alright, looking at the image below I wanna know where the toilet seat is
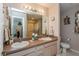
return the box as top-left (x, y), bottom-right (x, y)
top-left (61, 42), bottom-right (70, 49)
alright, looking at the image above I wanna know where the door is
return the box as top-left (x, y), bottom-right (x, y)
top-left (27, 22), bottom-right (34, 38)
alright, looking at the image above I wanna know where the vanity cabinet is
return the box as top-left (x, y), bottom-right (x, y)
top-left (30, 41), bottom-right (57, 56)
top-left (39, 45), bottom-right (57, 56)
top-left (40, 41), bottom-right (57, 56)
top-left (7, 41), bottom-right (57, 56)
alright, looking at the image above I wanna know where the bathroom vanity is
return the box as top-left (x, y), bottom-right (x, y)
top-left (3, 36), bottom-right (58, 56)
top-left (3, 6), bottom-right (58, 56)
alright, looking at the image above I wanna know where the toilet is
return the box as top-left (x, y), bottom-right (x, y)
top-left (60, 38), bottom-right (70, 55)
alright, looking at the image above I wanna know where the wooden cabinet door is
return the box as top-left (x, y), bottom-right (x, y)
top-left (42, 41), bottom-right (57, 56)
top-left (35, 45), bottom-right (45, 56)
top-left (27, 23), bottom-right (34, 38)
top-left (50, 45), bottom-right (57, 56)
top-left (41, 45), bottom-right (57, 56)
top-left (41, 46), bottom-right (51, 56)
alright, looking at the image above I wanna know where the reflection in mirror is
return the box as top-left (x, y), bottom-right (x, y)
top-left (11, 17), bottom-right (23, 38)
top-left (27, 14), bottom-right (42, 38)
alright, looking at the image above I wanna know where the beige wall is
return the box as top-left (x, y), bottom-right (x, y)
top-left (48, 4), bottom-right (60, 37)
top-left (47, 4), bottom-right (60, 54)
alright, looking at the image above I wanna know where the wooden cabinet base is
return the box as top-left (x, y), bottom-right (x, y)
top-left (7, 41), bottom-right (57, 56)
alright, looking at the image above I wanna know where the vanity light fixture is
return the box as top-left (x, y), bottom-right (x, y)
top-left (28, 6), bottom-right (32, 10)
top-left (25, 5), bottom-right (28, 9)
top-left (41, 9), bottom-right (44, 13)
top-left (25, 5), bottom-right (44, 15)
top-left (25, 5), bottom-right (32, 11)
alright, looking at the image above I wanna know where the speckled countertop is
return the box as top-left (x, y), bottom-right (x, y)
top-left (3, 36), bottom-right (58, 56)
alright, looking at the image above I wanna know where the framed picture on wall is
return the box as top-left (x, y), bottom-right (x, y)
top-left (75, 11), bottom-right (79, 33)
top-left (64, 16), bottom-right (70, 25)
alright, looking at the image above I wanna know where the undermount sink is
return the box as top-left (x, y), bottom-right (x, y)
top-left (38, 37), bottom-right (52, 41)
top-left (11, 41), bottom-right (29, 49)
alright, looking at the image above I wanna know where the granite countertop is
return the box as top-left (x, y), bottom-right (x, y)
top-left (3, 36), bottom-right (58, 55)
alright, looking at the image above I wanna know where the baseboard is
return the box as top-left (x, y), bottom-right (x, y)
top-left (71, 49), bottom-right (79, 54)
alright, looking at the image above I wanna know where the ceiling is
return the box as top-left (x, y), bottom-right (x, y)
top-left (39, 3), bottom-right (79, 14)
top-left (38, 3), bottom-right (56, 8)
top-left (60, 3), bottom-right (79, 14)
top-left (8, 3), bottom-right (79, 15)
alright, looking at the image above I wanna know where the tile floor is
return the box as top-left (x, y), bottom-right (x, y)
top-left (58, 49), bottom-right (79, 56)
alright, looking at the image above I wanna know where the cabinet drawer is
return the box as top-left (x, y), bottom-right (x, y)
top-left (36, 45), bottom-right (44, 50)
top-left (8, 47), bottom-right (36, 56)
top-left (44, 41), bottom-right (57, 48)
top-left (26, 52), bottom-right (39, 56)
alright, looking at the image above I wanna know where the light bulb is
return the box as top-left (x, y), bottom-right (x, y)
top-left (25, 6), bottom-right (28, 9)
top-left (28, 6), bottom-right (31, 10)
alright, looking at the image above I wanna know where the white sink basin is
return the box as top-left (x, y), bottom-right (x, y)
top-left (11, 41), bottom-right (29, 49)
top-left (38, 37), bottom-right (52, 41)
